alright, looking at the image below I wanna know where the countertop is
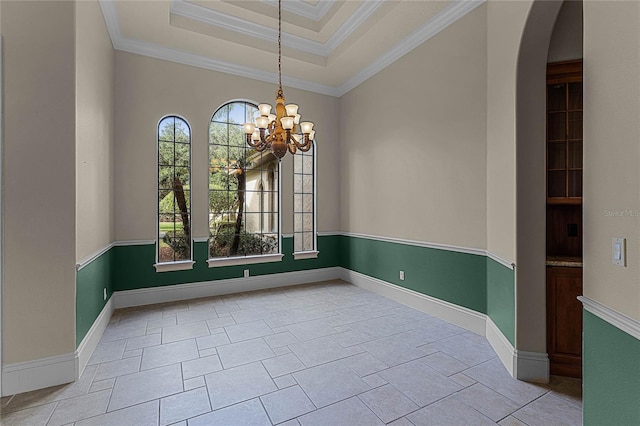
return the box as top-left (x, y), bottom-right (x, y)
top-left (546, 256), bottom-right (583, 268)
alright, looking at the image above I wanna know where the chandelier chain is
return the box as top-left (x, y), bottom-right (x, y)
top-left (278, 0), bottom-right (282, 92)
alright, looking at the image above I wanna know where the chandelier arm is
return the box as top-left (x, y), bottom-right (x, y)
top-left (296, 142), bottom-right (312, 152)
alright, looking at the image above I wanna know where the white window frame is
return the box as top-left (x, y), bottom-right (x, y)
top-left (293, 143), bottom-right (319, 260)
top-left (207, 100), bottom-right (283, 268)
top-left (155, 115), bottom-right (195, 272)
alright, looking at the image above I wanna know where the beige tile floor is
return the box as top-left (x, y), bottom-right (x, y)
top-left (0, 280), bottom-right (583, 425)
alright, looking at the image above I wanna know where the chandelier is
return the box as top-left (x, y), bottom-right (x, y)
top-left (243, 0), bottom-right (315, 159)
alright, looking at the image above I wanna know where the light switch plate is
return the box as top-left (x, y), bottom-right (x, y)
top-left (612, 237), bottom-right (626, 267)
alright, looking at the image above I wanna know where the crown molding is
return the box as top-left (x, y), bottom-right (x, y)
top-left (170, 0), bottom-right (384, 59)
top-left (337, 0), bottom-right (486, 95)
top-left (325, 1), bottom-right (384, 54)
top-left (99, 0), bottom-right (485, 98)
top-left (261, 0), bottom-right (335, 22)
top-left (171, 0), bottom-right (327, 56)
top-left (114, 36), bottom-right (341, 97)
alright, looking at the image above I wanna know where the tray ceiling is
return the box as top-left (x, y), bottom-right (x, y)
top-left (99, 0), bottom-right (484, 96)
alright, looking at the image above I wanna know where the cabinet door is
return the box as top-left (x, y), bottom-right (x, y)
top-left (547, 267), bottom-right (583, 378)
top-left (547, 61), bottom-right (582, 204)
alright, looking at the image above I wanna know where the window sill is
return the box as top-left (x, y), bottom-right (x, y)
top-left (154, 260), bottom-right (195, 272)
top-left (207, 253), bottom-right (284, 268)
top-left (293, 251), bottom-right (319, 260)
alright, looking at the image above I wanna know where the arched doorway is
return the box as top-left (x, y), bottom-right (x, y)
top-left (514, 0), bottom-right (565, 380)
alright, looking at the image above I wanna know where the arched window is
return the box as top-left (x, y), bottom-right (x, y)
top-left (208, 101), bottom-right (280, 263)
top-left (157, 116), bottom-right (192, 265)
top-left (293, 144), bottom-right (317, 258)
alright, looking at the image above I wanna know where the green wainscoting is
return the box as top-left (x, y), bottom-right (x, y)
top-left (76, 248), bottom-right (114, 346)
top-left (77, 234), bottom-right (517, 351)
top-left (583, 310), bottom-right (640, 426)
top-left (339, 235), bottom-right (487, 314)
top-left (486, 258), bottom-right (515, 344)
top-left (112, 236), bottom-right (341, 291)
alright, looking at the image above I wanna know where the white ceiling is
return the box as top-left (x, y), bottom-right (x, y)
top-left (99, 0), bottom-right (485, 96)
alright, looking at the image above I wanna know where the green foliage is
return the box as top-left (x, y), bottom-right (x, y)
top-left (159, 118), bottom-right (190, 202)
top-left (162, 231), bottom-right (190, 260)
top-left (209, 224), bottom-right (277, 258)
top-left (159, 187), bottom-right (190, 219)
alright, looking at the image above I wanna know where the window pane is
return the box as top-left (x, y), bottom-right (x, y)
top-left (294, 194), bottom-right (303, 212)
top-left (174, 121), bottom-right (190, 143)
top-left (209, 101), bottom-right (279, 259)
top-left (228, 103), bottom-right (246, 125)
top-left (303, 155), bottom-right (313, 172)
top-left (175, 167), bottom-right (190, 186)
top-left (158, 142), bottom-right (174, 165)
top-left (175, 143), bottom-right (190, 167)
top-left (210, 122), bottom-right (229, 145)
top-left (158, 166), bottom-right (174, 189)
top-left (303, 175), bottom-right (313, 193)
top-left (294, 233), bottom-right (303, 252)
top-left (303, 194), bottom-right (313, 213)
top-left (212, 104), bottom-right (229, 123)
top-left (158, 116), bottom-right (192, 263)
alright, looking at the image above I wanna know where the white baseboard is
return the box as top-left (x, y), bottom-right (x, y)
top-left (76, 298), bottom-right (114, 377)
top-left (2, 265), bottom-right (541, 396)
top-left (340, 268), bottom-right (486, 336)
top-left (485, 316), bottom-right (516, 375)
top-left (113, 267), bottom-right (342, 309)
top-left (2, 352), bottom-right (76, 396)
top-left (485, 317), bottom-right (549, 383)
top-left (1, 299), bottom-right (114, 396)
top-left (341, 268), bottom-right (548, 382)
top-left (513, 350), bottom-right (549, 383)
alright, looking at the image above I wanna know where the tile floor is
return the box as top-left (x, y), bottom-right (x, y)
top-left (0, 280), bottom-right (583, 425)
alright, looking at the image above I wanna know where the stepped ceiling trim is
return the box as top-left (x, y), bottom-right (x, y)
top-left (99, 0), bottom-right (485, 97)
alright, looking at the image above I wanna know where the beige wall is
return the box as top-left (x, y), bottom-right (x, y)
top-left (1, 1), bottom-right (76, 363)
top-left (547, 0), bottom-right (583, 63)
top-left (339, 4), bottom-right (487, 249)
top-left (486, 0), bottom-right (531, 264)
top-left (114, 52), bottom-right (340, 242)
top-left (76, 0), bottom-right (114, 261)
top-left (583, 1), bottom-right (640, 321)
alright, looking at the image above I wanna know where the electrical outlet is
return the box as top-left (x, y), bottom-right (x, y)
top-left (103, 288), bottom-right (107, 301)
top-left (399, 271), bottom-right (405, 281)
top-left (244, 269), bottom-right (250, 278)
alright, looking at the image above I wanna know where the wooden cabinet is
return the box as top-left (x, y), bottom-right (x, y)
top-left (546, 60), bottom-right (583, 378)
top-left (547, 60), bottom-right (583, 204)
top-left (547, 266), bottom-right (583, 378)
